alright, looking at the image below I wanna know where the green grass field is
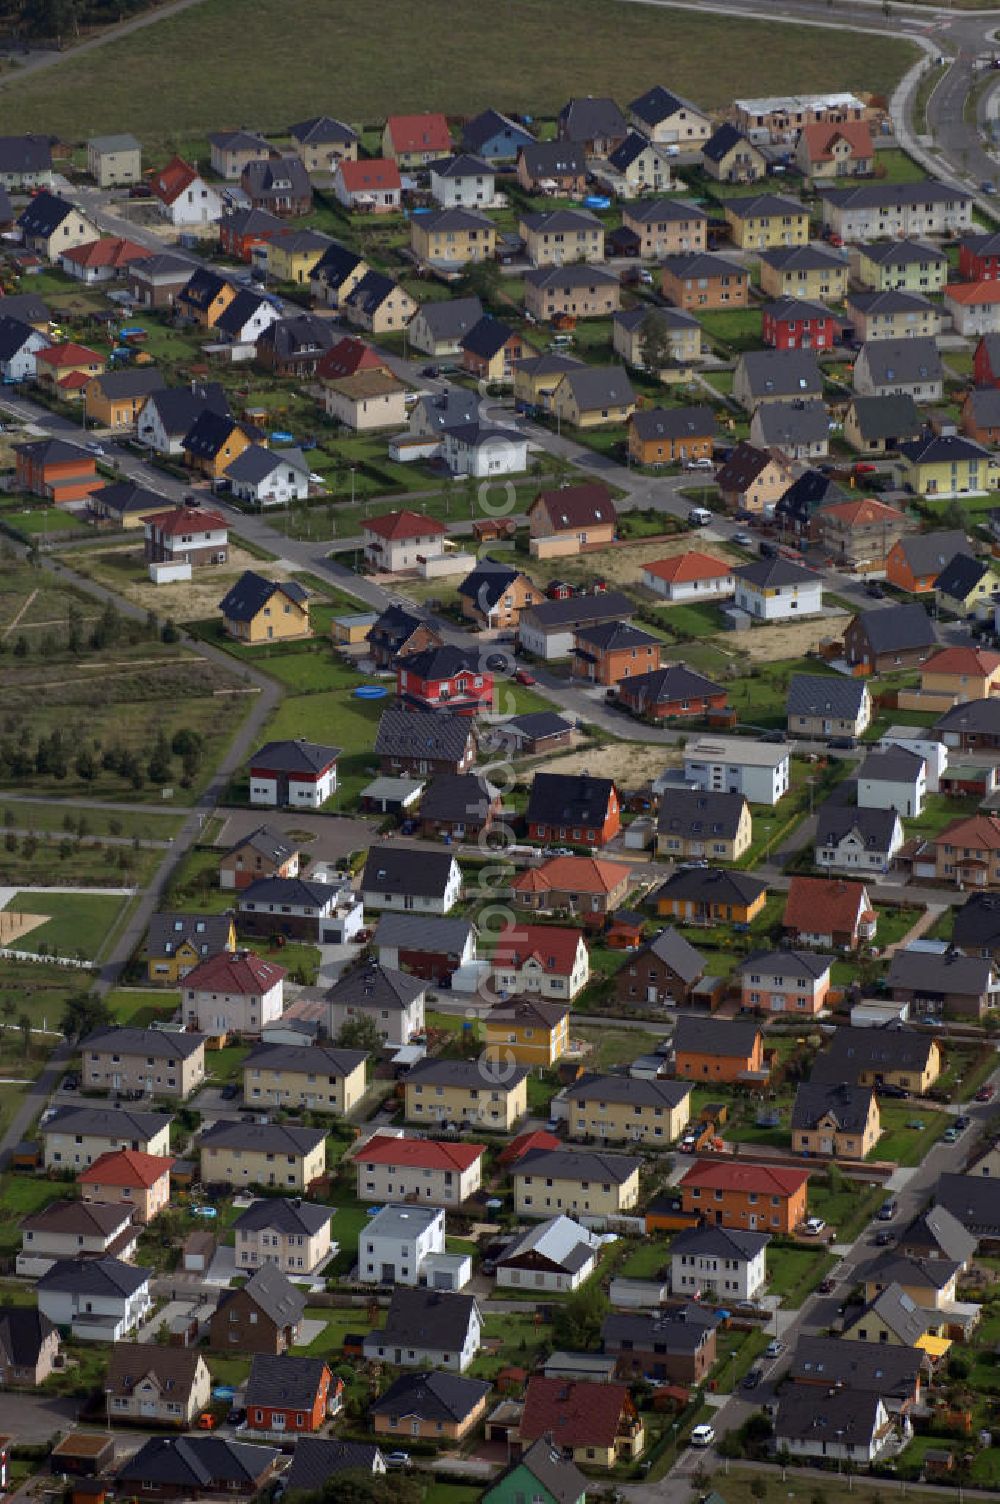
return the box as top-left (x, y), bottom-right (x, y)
top-left (106, 988), bottom-right (181, 1028)
top-left (5, 890), bottom-right (126, 961)
top-left (0, 0), bottom-right (918, 149)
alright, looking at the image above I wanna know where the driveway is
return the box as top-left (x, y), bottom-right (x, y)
top-left (213, 809), bottom-right (379, 865)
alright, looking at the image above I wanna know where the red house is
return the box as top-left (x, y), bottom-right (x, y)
top-left (244, 1355), bottom-right (333, 1436)
top-left (396, 644), bottom-right (493, 715)
top-left (973, 333), bottom-right (1000, 388)
top-left (14, 436), bottom-right (100, 504)
top-left (959, 232), bottom-right (1000, 283)
top-left (317, 336), bottom-right (390, 382)
top-left (219, 207), bottom-right (287, 262)
top-left (525, 772), bottom-right (621, 847)
top-left (761, 297), bottom-right (837, 352)
top-left (616, 665), bottom-right (728, 723)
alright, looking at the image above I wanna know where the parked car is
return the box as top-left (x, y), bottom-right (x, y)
top-left (865, 581), bottom-right (885, 599)
top-left (943, 1126), bottom-right (961, 1143)
top-left (906, 1119), bottom-right (925, 1131)
top-left (876, 1082), bottom-right (907, 1099)
top-left (514, 669), bottom-right (536, 686)
top-left (384, 1453), bottom-right (412, 1471)
top-left (802, 1217), bottom-right (827, 1236)
top-left (227, 1408), bottom-right (246, 1428)
top-left (690, 1425), bottom-right (716, 1448)
top-left (956, 1114), bottom-right (971, 1130)
top-left (687, 506), bottom-right (712, 525)
top-left (878, 1198), bottom-right (897, 1221)
top-left (742, 1367), bottom-right (763, 1390)
top-left (732, 531), bottom-right (753, 547)
top-left (220, 1083), bottom-right (239, 1101)
top-left (818, 1277), bottom-right (836, 1294)
top-left (873, 1229), bottom-right (894, 1246)
top-left (764, 1339), bottom-right (784, 1359)
top-left (976, 1084), bottom-right (996, 1102)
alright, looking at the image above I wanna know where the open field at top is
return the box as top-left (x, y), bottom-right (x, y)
top-left (0, 0), bottom-right (919, 150)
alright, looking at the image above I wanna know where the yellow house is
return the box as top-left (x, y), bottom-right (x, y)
top-left (651, 871), bottom-right (768, 927)
top-left (147, 912), bottom-right (236, 983)
top-left (844, 1288), bottom-right (939, 1347)
top-left (518, 209), bottom-right (605, 268)
top-left (656, 794), bottom-right (752, 863)
top-left (199, 1120), bottom-right (327, 1190)
top-left (724, 193), bottom-right (809, 250)
top-left (513, 1147), bottom-right (641, 1218)
top-left (20, 198), bottom-right (99, 261)
top-left (758, 245), bottom-right (849, 302)
top-left (484, 997), bottom-right (570, 1068)
top-left (791, 1083), bottom-right (881, 1160)
top-left (411, 208), bottom-right (497, 268)
top-left (243, 1043), bottom-right (367, 1114)
top-left (404, 1058), bottom-right (528, 1131)
top-left (219, 572), bottom-right (312, 644)
top-left (513, 352), bottom-right (585, 412)
top-left (551, 367), bottom-right (636, 429)
top-left (562, 1075), bottom-right (691, 1145)
top-left (936, 553), bottom-right (999, 619)
top-left (84, 369), bottom-right (163, 430)
top-left (266, 231), bottom-right (332, 287)
top-left (896, 434), bottom-right (998, 500)
top-left (921, 647), bottom-right (1000, 705)
top-left (863, 1262), bottom-right (959, 1311)
top-left (823, 1029), bottom-right (941, 1096)
top-left (331, 610), bottom-right (379, 645)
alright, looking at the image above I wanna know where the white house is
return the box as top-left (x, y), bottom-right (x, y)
top-left (363, 1288), bottom-right (482, 1372)
top-left (495, 1215), bottom-right (601, 1293)
top-left (216, 294), bottom-right (279, 347)
top-left (362, 509), bottom-right (447, 573)
top-left (326, 960), bottom-right (426, 1049)
top-left (36, 1257), bottom-right (152, 1343)
top-left (775, 1390), bottom-right (897, 1467)
top-left (878, 729), bottom-right (948, 793)
top-left (670, 1224), bottom-right (769, 1301)
top-left (151, 159), bottom-right (223, 226)
top-left (181, 949), bottom-right (285, 1036)
top-left (428, 154), bottom-right (499, 208)
top-left (491, 926), bottom-right (590, 1001)
top-left (248, 739), bottom-right (339, 808)
top-left (238, 876), bottom-right (365, 945)
top-left (815, 805), bottom-right (905, 875)
top-left (0, 318), bottom-right (49, 383)
top-left (226, 445), bottom-right (311, 507)
top-left (641, 551), bottom-right (735, 603)
top-left (857, 745), bottom-right (926, 817)
top-left (684, 736), bottom-right (791, 806)
top-left (359, 1204), bottom-right (446, 1286)
top-left (441, 423), bottom-right (527, 478)
top-left (733, 556), bottom-right (824, 620)
top-left (360, 848), bottom-right (463, 916)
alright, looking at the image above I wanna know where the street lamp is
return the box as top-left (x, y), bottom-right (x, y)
top-left (350, 465), bottom-right (356, 506)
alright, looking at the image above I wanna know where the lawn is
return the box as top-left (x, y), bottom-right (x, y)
top-left (0, 802), bottom-right (184, 841)
top-left (470, 1312), bottom-right (552, 1381)
top-left (0, 958), bottom-right (81, 1033)
top-left (695, 308), bottom-right (764, 353)
top-left (872, 903), bottom-right (924, 950)
top-left (260, 673), bottom-right (389, 810)
top-left (766, 1243), bottom-right (836, 1308)
top-left (204, 1044), bottom-right (250, 1084)
top-left (326, 1201), bottom-right (374, 1277)
top-left (808, 1180), bottom-right (884, 1242)
top-left (875, 1101), bottom-right (951, 1165)
top-left (574, 1026), bottom-right (663, 1072)
top-left (105, 988), bottom-right (181, 1028)
top-left (5, 890), bottom-right (127, 962)
top-left (617, 1238), bottom-right (672, 1279)
top-left (0, 0), bottom-right (918, 149)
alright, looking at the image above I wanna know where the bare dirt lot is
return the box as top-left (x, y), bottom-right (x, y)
top-left (525, 535), bottom-right (742, 591)
top-left (530, 742), bottom-right (681, 786)
top-left (740, 614), bottom-right (847, 664)
top-left (0, 910), bottom-right (46, 945)
top-left (71, 544), bottom-right (306, 622)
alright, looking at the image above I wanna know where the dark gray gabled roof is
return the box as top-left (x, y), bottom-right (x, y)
top-left (377, 1287), bottom-right (480, 1351)
top-left (631, 405), bottom-right (716, 442)
top-left (249, 738), bottom-right (339, 775)
top-left (848, 288), bottom-right (934, 318)
top-left (526, 772), bottom-right (616, 828)
top-left (603, 1304), bottom-right (720, 1355)
top-left (859, 336), bottom-right (943, 386)
top-left (374, 706), bottom-right (475, 763)
top-left (325, 959), bottom-right (425, 1013)
top-left (244, 1354), bottom-right (328, 1409)
top-left (787, 672), bottom-right (868, 720)
top-left (420, 773), bottom-right (497, 824)
top-left (239, 875), bottom-right (341, 910)
top-left (147, 910), bottom-right (233, 959)
top-left (656, 788), bottom-right (747, 842)
top-left (515, 1147), bottom-right (641, 1184)
top-left (233, 1198), bottom-right (332, 1239)
top-left (810, 1024), bottom-right (937, 1085)
top-left (738, 348), bottom-right (822, 400)
top-left (815, 803), bottom-right (901, 854)
top-left (242, 1043), bottom-right (367, 1078)
top-left (0, 314), bottom-right (43, 361)
top-left (116, 1436), bottom-right (279, 1490)
top-left (284, 1439), bottom-right (383, 1493)
top-left (901, 1201), bottom-right (978, 1261)
top-left (888, 946), bottom-right (993, 998)
top-left (518, 141), bottom-right (587, 179)
top-left (673, 1015), bottom-right (761, 1059)
top-left (200, 1120), bottom-right (326, 1156)
top-left (289, 115), bottom-right (358, 147)
top-left (525, 264), bottom-right (620, 292)
top-left (895, 529), bottom-right (972, 582)
top-left (936, 697), bottom-right (1000, 735)
top-left (371, 1370), bottom-right (491, 1424)
top-left (413, 295), bottom-right (484, 341)
top-left (669, 1224), bottom-right (770, 1261)
top-left (847, 393), bottom-right (922, 441)
top-left (405, 1057), bottom-right (527, 1092)
top-left (858, 745), bottom-right (925, 784)
top-left (0, 1307), bottom-right (56, 1371)
top-left (41, 1104), bottom-right (171, 1140)
top-left (225, 443), bottom-right (308, 484)
top-left (953, 891), bottom-right (1000, 950)
top-left (223, 821), bottom-right (299, 865)
top-left (219, 1262), bottom-right (306, 1327)
top-left (853, 1283), bottom-right (931, 1345)
top-left (461, 108), bottom-right (535, 155)
top-left (935, 551), bottom-right (993, 603)
top-left (563, 1072), bottom-right (691, 1111)
top-left (374, 913), bottom-right (474, 955)
top-left (630, 84), bottom-right (704, 128)
top-left (18, 189), bottom-right (78, 236)
top-left (638, 927), bottom-right (706, 984)
top-left (558, 95), bottom-right (628, 144)
top-left (703, 122), bottom-right (759, 164)
top-left (858, 236), bottom-right (949, 265)
top-left (788, 1333), bottom-right (924, 1396)
top-left (0, 134), bottom-right (52, 175)
top-left (361, 846), bottom-right (458, 900)
top-left (650, 866), bottom-right (767, 909)
top-left (556, 365), bottom-right (635, 411)
top-left (37, 1256), bottom-right (151, 1299)
top-left (663, 250), bottom-right (744, 283)
top-left (520, 590), bottom-right (633, 631)
top-left (738, 948), bottom-right (834, 981)
top-left (81, 1026), bottom-right (203, 1061)
top-left (775, 1387), bottom-right (887, 1448)
top-left (143, 381), bottom-right (229, 436)
top-left (735, 556), bottom-right (819, 589)
top-left (852, 602), bottom-right (936, 655)
top-left (619, 664), bottom-right (725, 712)
top-left (501, 711), bottom-right (574, 744)
top-left (753, 400), bottom-right (829, 449)
top-left (790, 1081), bottom-right (875, 1133)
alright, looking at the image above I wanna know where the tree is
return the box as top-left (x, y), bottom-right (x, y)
top-left (17, 1013), bottom-right (31, 1055)
top-left (334, 1015), bottom-right (383, 1054)
top-left (639, 311), bottom-right (673, 375)
top-left (284, 1467), bottom-right (423, 1504)
top-left (750, 1479), bottom-right (768, 1502)
top-left (553, 1281), bottom-right (609, 1353)
top-left (60, 990), bottom-right (112, 1044)
top-left (74, 748), bottom-right (97, 783)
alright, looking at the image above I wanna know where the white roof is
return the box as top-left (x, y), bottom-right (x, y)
top-left (684, 736), bottom-right (789, 768)
top-left (364, 1203), bottom-right (441, 1238)
top-left (735, 91), bottom-right (864, 114)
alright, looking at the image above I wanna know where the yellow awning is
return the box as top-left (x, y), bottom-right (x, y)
top-left (916, 1334), bottom-right (951, 1358)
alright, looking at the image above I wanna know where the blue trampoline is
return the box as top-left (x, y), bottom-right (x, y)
top-left (354, 684), bottom-right (389, 699)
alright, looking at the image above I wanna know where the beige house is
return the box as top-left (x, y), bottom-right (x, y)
top-left (562, 1075), bottom-right (692, 1145)
top-left (551, 367), bottom-right (636, 429)
top-left (355, 1133), bottom-right (486, 1206)
top-left (404, 1058), bottom-right (528, 1132)
top-left (524, 265), bottom-right (621, 323)
top-left (622, 198), bottom-right (707, 258)
top-left (513, 1146), bottom-right (641, 1218)
top-left (81, 1027), bottom-right (205, 1100)
top-left (519, 209), bottom-right (605, 267)
top-left (41, 1106), bottom-right (172, 1171)
top-left (242, 1043), bottom-right (368, 1114)
top-left (846, 291), bottom-right (940, 344)
top-left (18, 1200), bottom-right (138, 1276)
top-left (199, 1120), bottom-right (327, 1191)
top-left (87, 133), bottom-right (141, 187)
top-left (78, 1148), bottom-right (174, 1225)
top-left (629, 87), bottom-right (712, 145)
top-left (655, 790), bottom-right (751, 863)
top-left (233, 1197), bottom-right (334, 1274)
top-left (107, 1346), bottom-right (211, 1427)
top-left (791, 1083), bottom-right (881, 1159)
top-left (613, 306), bottom-right (702, 369)
top-left (411, 208), bottom-right (497, 268)
top-left (758, 245), bottom-right (849, 302)
top-left (344, 275), bottom-right (417, 336)
top-left (323, 371), bottom-right (407, 431)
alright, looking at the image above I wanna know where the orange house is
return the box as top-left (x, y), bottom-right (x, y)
top-left (35, 341), bottom-right (105, 398)
top-left (672, 1016), bottom-right (764, 1083)
top-left (885, 531), bottom-right (971, 595)
top-left (14, 436), bottom-right (100, 504)
top-left (246, 1359), bottom-right (332, 1435)
top-left (571, 622), bottom-right (663, 686)
top-left (78, 1148), bottom-right (174, 1224)
top-left (679, 1160), bottom-right (810, 1234)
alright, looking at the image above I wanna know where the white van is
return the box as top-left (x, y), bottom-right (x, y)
top-left (687, 506), bottom-right (712, 526)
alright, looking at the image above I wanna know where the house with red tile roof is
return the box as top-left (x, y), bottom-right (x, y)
top-left (491, 923), bottom-right (590, 1000)
top-left (511, 853), bottom-right (632, 922)
top-left (678, 1159), bottom-right (810, 1234)
top-left (59, 237), bottom-right (150, 284)
top-left (143, 505), bottom-right (228, 568)
top-left (150, 155), bottom-right (223, 226)
top-left (641, 550), bottom-right (735, 602)
top-left (181, 950), bottom-right (286, 1036)
top-left (78, 1149), bottom-right (174, 1223)
top-left (316, 336), bottom-right (391, 383)
top-left (814, 495), bottom-right (908, 570)
top-left (517, 1376), bottom-right (645, 1468)
top-left (921, 645), bottom-right (1000, 703)
top-left (794, 120), bottom-right (874, 182)
top-left (945, 280), bottom-right (1000, 337)
top-left (362, 510), bottom-right (447, 573)
top-left (497, 1129), bottom-right (562, 1167)
top-left (930, 811), bottom-right (1000, 887)
top-left (783, 875), bottom-right (876, 951)
top-left (382, 113), bottom-right (452, 168)
top-left (333, 158), bottom-right (402, 213)
top-left (354, 1134), bottom-right (486, 1206)
top-left (34, 341), bottom-right (105, 398)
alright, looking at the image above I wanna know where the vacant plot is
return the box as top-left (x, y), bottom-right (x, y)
top-left (0, 0), bottom-right (918, 148)
top-left (525, 535), bottom-right (740, 592)
top-left (740, 615), bottom-right (847, 663)
top-left (106, 989), bottom-right (181, 1028)
top-left (531, 742), bottom-right (679, 785)
top-left (3, 890), bottom-right (127, 962)
top-left (71, 543), bottom-right (311, 624)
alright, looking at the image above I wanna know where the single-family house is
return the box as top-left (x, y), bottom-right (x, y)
top-left (411, 207), bottom-right (497, 269)
top-left (516, 141), bottom-right (588, 195)
top-left (150, 156), bottom-right (223, 225)
top-left (511, 853), bottom-right (631, 920)
top-left (512, 1147), bottom-right (641, 1219)
top-left (672, 1015), bottom-right (764, 1083)
top-left (787, 673), bottom-right (871, 741)
top-left (702, 123), bottom-right (767, 183)
top-left (783, 875), bottom-right (875, 950)
top-left (360, 847), bottom-right (462, 914)
top-left (661, 251), bottom-right (748, 310)
top-left (242, 1043), bottom-right (367, 1115)
top-left (363, 1287), bottom-right (482, 1373)
top-left (656, 788), bottom-right (751, 863)
top-left (815, 804), bottom-right (905, 875)
top-left (738, 949), bottom-right (833, 1015)
top-left (758, 243), bottom-right (849, 301)
top-left (733, 556), bottom-right (824, 620)
top-left (495, 1216), bottom-right (601, 1293)
top-left (679, 1160), bottom-right (810, 1234)
top-left (375, 706), bottom-right (477, 776)
top-left (897, 434), bottom-right (995, 499)
top-left (562, 1073), bottom-right (692, 1145)
top-left (526, 772), bottom-right (620, 847)
top-left (603, 1307), bottom-right (719, 1387)
top-left (886, 529), bottom-right (971, 594)
top-left (629, 406), bottom-right (715, 466)
top-left (857, 744), bottom-right (927, 816)
top-left (41, 1105), bottom-right (171, 1171)
top-left (683, 735), bottom-right (791, 805)
top-left (492, 923), bottom-right (590, 1002)
top-left (791, 1082), bottom-right (880, 1158)
top-left (80, 1025), bottom-right (204, 1099)
top-left (733, 348), bottom-right (822, 413)
top-left (844, 601), bottom-right (937, 672)
top-left (648, 866), bottom-right (768, 926)
top-left (181, 949), bottom-right (285, 1036)
top-left (17, 191), bottom-right (98, 259)
top-left (671, 1224), bottom-right (769, 1301)
top-left (107, 1346), bottom-right (211, 1428)
top-left (629, 84), bottom-right (712, 144)
top-left (517, 1377), bottom-right (643, 1470)
top-left (289, 115), bottom-right (358, 172)
top-left (36, 1258), bottom-right (151, 1343)
top-left (79, 1148), bottom-right (174, 1225)
top-left (614, 927), bottom-right (706, 1009)
top-left (796, 120), bottom-right (875, 181)
top-left (461, 108), bottom-right (535, 161)
top-left (114, 1436), bottom-right (280, 1499)
top-left (362, 509), bottom-right (447, 573)
top-left (371, 1370), bottom-right (490, 1442)
top-left (356, 1135), bottom-right (485, 1208)
top-left (815, 494), bottom-right (911, 568)
top-left (723, 193), bottom-right (810, 250)
top-left (210, 1264), bottom-right (306, 1355)
top-left (404, 1058), bottom-right (528, 1132)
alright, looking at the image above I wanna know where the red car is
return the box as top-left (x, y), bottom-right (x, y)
top-left (976, 1083), bottom-right (996, 1102)
top-left (515, 669), bottom-right (536, 686)
top-left (854, 461), bottom-right (878, 476)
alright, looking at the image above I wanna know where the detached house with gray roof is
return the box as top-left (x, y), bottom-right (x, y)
top-left (551, 365), bottom-right (636, 429)
top-left (791, 1081), bottom-right (880, 1158)
top-left (815, 803), bottom-right (904, 875)
top-left (670, 1224), bottom-right (769, 1301)
top-left (750, 399), bottom-right (829, 460)
top-left (525, 264), bottom-right (622, 323)
top-left (408, 296), bottom-right (484, 357)
top-left (844, 602), bottom-right (937, 672)
top-left (854, 337), bottom-right (943, 401)
top-left (496, 1215), bottom-right (601, 1293)
top-left (821, 182), bottom-right (972, 242)
top-left (733, 349), bottom-right (823, 413)
top-left (629, 85), bottom-right (712, 144)
top-left (516, 141), bottom-right (588, 195)
top-left (787, 673), bottom-right (872, 741)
